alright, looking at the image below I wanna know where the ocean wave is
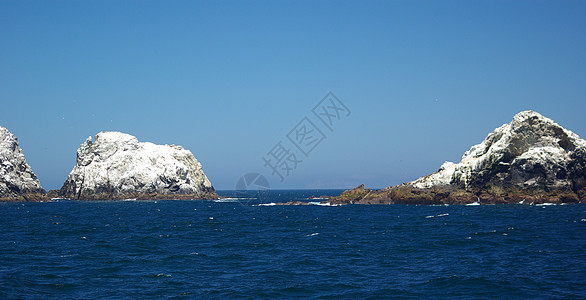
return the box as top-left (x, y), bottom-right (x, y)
top-left (535, 203), bottom-right (556, 206)
top-left (213, 197), bottom-right (257, 203)
top-left (307, 202), bottom-right (341, 206)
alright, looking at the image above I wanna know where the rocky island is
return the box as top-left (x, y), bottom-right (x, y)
top-left (57, 131), bottom-right (218, 200)
top-left (0, 126), bottom-right (46, 201)
top-left (328, 110), bottom-right (586, 205)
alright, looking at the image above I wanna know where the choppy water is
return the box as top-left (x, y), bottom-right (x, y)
top-left (1, 190), bottom-right (585, 299)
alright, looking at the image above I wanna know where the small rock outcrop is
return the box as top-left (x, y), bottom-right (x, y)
top-left (0, 126), bottom-right (46, 201)
top-left (59, 131), bottom-right (218, 200)
top-left (330, 111), bottom-right (586, 205)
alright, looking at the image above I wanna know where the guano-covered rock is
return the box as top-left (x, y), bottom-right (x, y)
top-left (59, 131), bottom-right (218, 200)
top-left (0, 126), bottom-right (46, 201)
top-left (330, 111), bottom-right (586, 205)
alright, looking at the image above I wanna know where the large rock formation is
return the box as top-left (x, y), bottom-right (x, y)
top-left (0, 126), bottom-right (46, 201)
top-left (330, 111), bottom-right (586, 205)
top-left (58, 131), bottom-right (218, 200)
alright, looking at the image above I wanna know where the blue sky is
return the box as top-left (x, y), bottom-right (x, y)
top-left (1, 0), bottom-right (585, 190)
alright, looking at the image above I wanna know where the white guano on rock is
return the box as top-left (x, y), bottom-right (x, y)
top-left (0, 126), bottom-right (45, 200)
top-left (410, 110), bottom-right (586, 191)
top-left (60, 131), bottom-right (216, 199)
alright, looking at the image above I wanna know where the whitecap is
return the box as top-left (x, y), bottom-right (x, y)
top-left (60, 254), bottom-right (78, 258)
top-left (214, 197), bottom-right (258, 203)
top-left (213, 198), bottom-right (239, 203)
top-left (308, 202), bottom-right (341, 206)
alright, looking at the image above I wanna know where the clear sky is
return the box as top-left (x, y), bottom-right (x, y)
top-left (1, 0), bottom-right (585, 191)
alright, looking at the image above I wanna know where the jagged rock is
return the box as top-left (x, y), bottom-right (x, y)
top-left (59, 131), bottom-right (218, 200)
top-left (411, 110), bottom-right (586, 193)
top-left (0, 126), bottom-right (46, 201)
top-left (330, 111), bottom-right (586, 205)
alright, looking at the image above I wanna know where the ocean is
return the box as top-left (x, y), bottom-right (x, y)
top-left (1, 189), bottom-right (585, 299)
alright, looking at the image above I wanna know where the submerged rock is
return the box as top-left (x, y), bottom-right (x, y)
top-left (0, 126), bottom-right (46, 201)
top-left (330, 111), bottom-right (586, 205)
top-left (59, 131), bottom-right (218, 200)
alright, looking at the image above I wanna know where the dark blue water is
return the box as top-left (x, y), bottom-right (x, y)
top-left (1, 190), bottom-right (585, 299)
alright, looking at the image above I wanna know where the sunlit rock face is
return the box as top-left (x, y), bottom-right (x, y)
top-left (59, 131), bottom-right (217, 200)
top-left (411, 110), bottom-right (586, 193)
top-left (0, 126), bottom-right (45, 201)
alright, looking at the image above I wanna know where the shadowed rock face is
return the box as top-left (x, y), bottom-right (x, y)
top-left (0, 126), bottom-right (46, 201)
top-left (330, 111), bottom-right (586, 205)
top-left (59, 132), bottom-right (218, 200)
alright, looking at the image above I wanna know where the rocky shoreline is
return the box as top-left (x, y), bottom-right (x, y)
top-left (0, 192), bottom-right (49, 203)
top-left (325, 184), bottom-right (583, 205)
top-left (45, 190), bottom-right (220, 201)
